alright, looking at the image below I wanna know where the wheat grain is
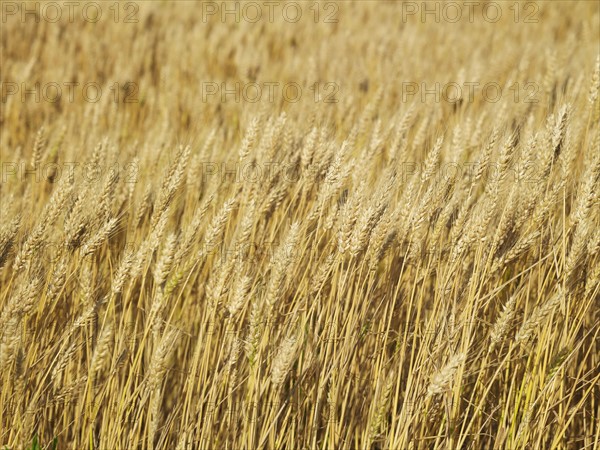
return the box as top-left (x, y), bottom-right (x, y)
top-left (271, 335), bottom-right (297, 389)
top-left (427, 353), bottom-right (466, 398)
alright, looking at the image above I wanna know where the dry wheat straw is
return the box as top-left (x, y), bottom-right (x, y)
top-left (2, 7), bottom-right (599, 449)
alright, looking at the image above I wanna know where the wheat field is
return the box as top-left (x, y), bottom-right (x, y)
top-left (1, 1), bottom-right (599, 449)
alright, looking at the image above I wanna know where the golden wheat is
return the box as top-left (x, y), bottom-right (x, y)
top-left (1, 2), bottom-right (599, 449)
